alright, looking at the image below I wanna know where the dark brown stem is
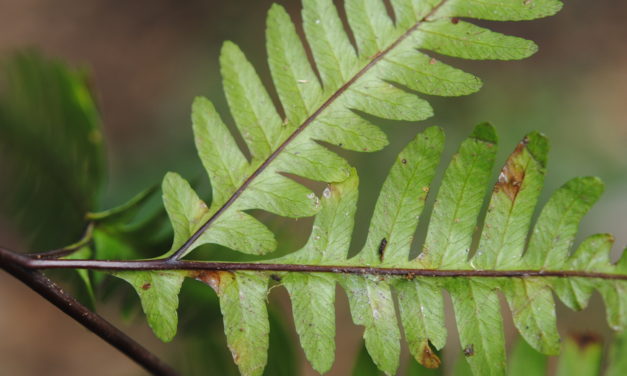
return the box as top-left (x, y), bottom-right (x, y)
top-left (6, 249), bottom-right (627, 280)
top-left (0, 247), bottom-right (179, 376)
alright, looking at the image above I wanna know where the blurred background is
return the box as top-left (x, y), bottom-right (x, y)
top-left (0, 0), bottom-right (626, 375)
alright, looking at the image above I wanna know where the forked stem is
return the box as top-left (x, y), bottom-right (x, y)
top-left (0, 247), bottom-right (179, 376)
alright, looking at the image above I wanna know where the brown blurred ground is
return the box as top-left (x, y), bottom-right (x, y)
top-left (1, 0), bottom-right (626, 375)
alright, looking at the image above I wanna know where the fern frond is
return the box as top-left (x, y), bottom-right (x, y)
top-left (117, 123), bottom-right (625, 376)
top-left (105, 1), bottom-right (627, 374)
top-left (161, 0), bottom-right (562, 261)
top-left (118, 0), bottom-right (564, 343)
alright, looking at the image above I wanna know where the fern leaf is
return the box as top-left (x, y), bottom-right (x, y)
top-left (159, 0), bottom-right (563, 261)
top-left (103, 0), bottom-right (627, 374)
top-left (120, 123), bottom-right (626, 376)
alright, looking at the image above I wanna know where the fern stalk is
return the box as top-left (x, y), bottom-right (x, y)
top-left (8, 1), bottom-right (626, 376)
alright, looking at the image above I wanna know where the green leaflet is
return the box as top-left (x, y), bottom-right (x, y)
top-left (160, 0), bottom-right (562, 260)
top-left (342, 275), bottom-right (400, 375)
top-left (439, 0), bottom-right (563, 21)
top-left (525, 177), bottom-right (604, 269)
top-left (114, 270), bottom-right (186, 342)
top-left (449, 279), bottom-right (506, 376)
top-left (205, 271), bottom-right (270, 376)
top-left (503, 278), bottom-right (560, 355)
top-left (278, 169), bottom-right (359, 373)
top-left (359, 126), bottom-right (445, 266)
top-left (282, 273), bottom-right (336, 373)
top-left (473, 132), bottom-right (548, 270)
top-left (420, 122), bottom-right (497, 269)
top-left (396, 278), bottom-right (446, 369)
top-left (189, 270), bottom-right (271, 376)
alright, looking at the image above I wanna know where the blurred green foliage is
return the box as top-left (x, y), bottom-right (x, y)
top-left (0, 52), bottom-right (106, 250)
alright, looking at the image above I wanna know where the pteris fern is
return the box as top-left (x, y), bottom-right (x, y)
top-left (112, 0), bottom-right (627, 374)
top-left (17, 0), bottom-right (627, 375)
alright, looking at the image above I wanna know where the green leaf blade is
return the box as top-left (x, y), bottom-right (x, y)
top-left (342, 276), bottom-right (401, 376)
top-left (302, 0), bottom-right (359, 88)
top-left (114, 271), bottom-right (186, 342)
top-left (473, 132), bottom-right (548, 270)
top-left (420, 123), bottom-right (497, 269)
top-left (266, 4), bottom-right (323, 125)
top-left (504, 278), bottom-right (560, 355)
top-left (207, 271), bottom-right (270, 376)
top-left (220, 41), bottom-right (283, 160)
top-left (440, 0), bottom-right (563, 21)
top-left (448, 279), bottom-right (506, 376)
top-left (525, 177), bottom-right (604, 269)
top-left (397, 278), bottom-right (446, 369)
top-left (381, 49), bottom-right (483, 97)
top-left (192, 97), bottom-right (249, 208)
top-left (283, 273), bottom-right (336, 373)
top-left (419, 20), bottom-right (538, 61)
top-left (360, 126), bottom-right (445, 265)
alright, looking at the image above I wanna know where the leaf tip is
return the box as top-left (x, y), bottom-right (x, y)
top-left (470, 122), bottom-right (497, 144)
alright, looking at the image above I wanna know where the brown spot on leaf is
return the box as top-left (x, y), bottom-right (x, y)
top-left (429, 58), bottom-right (437, 65)
top-left (464, 344), bottom-right (475, 357)
top-left (141, 283), bottom-right (151, 290)
top-left (494, 140), bottom-right (527, 201)
top-left (419, 341), bottom-right (441, 368)
top-left (378, 238), bottom-right (388, 261)
top-left (192, 270), bottom-right (232, 292)
top-left (571, 332), bottom-right (602, 349)
top-left (270, 274), bottom-right (282, 282)
top-left (451, 17), bottom-right (460, 24)
top-left (401, 158), bottom-right (407, 164)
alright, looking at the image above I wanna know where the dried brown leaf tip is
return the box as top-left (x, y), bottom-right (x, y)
top-left (419, 340), bottom-right (441, 368)
top-left (495, 137), bottom-right (528, 201)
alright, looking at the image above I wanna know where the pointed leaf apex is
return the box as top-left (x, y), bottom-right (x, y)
top-left (192, 95), bottom-right (213, 111)
top-left (268, 2), bottom-right (286, 14)
top-left (220, 41), bottom-right (242, 62)
top-left (470, 122), bottom-right (497, 144)
top-left (525, 40), bottom-right (540, 58)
